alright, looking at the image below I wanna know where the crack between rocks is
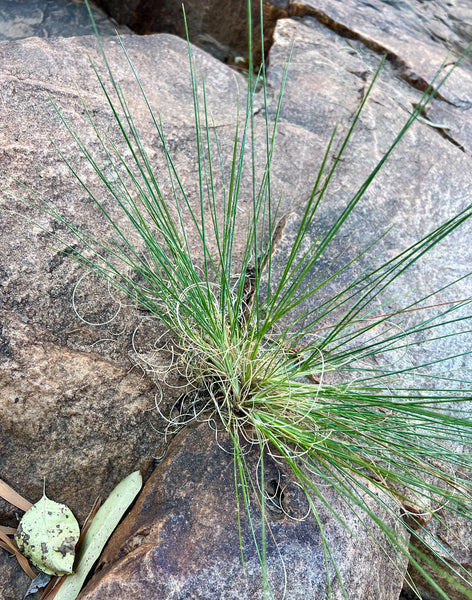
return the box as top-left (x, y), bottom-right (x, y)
top-left (264, 1), bottom-right (454, 106)
top-left (413, 104), bottom-right (466, 152)
top-left (262, 1), bottom-right (467, 152)
top-left (435, 127), bottom-right (466, 152)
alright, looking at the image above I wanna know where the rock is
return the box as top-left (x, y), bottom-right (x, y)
top-left (0, 0), bottom-right (128, 41)
top-left (95, 0), bottom-right (281, 64)
top-left (288, 0), bottom-right (472, 89)
top-left (403, 511), bottom-right (472, 600)
top-left (78, 420), bottom-right (407, 600)
top-left (0, 27), bottom-right (244, 509)
top-left (266, 14), bottom-right (472, 600)
top-left (267, 13), bottom-right (472, 308)
top-left (0, 558), bottom-right (29, 600)
top-left (94, 0), bottom-right (472, 71)
top-left (0, 31), bottom-right (248, 597)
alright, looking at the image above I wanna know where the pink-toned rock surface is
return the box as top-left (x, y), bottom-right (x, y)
top-left (0, 31), bottom-right (248, 599)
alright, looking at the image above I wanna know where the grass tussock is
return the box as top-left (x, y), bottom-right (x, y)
top-left (9, 1), bottom-right (472, 598)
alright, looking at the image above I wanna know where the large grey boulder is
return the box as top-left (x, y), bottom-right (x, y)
top-left (0, 31), bottom-right (248, 598)
top-left (266, 13), bottom-right (472, 600)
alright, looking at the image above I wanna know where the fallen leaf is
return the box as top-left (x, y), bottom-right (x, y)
top-left (52, 471), bottom-right (142, 600)
top-left (0, 478), bottom-right (32, 512)
top-left (0, 529), bottom-right (37, 579)
top-left (23, 572), bottom-right (52, 600)
top-left (15, 495), bottom-right (80, 576)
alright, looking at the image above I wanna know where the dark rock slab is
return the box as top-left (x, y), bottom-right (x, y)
top-left (95, 0), bottom-right (278, 64)
top-left (79, 420), bottom-right (407, 600)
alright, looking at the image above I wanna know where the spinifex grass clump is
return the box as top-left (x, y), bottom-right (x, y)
top-left (11, 0), bottom-right (472, 598)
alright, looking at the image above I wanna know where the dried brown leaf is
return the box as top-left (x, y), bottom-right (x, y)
top-left (0, 478), bottom-right (32, 512)
top-left (40, 574), bottom-right (65, 600)
top-left (0, 529), bottom-right (36, 579)
top-left (0, 525), bottom-right (17, 535)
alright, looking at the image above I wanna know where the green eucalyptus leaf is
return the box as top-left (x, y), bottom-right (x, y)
top-left (14, 495), bottom-right (80, 576)
top-left (53, 470), bottom-right (142, 600)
